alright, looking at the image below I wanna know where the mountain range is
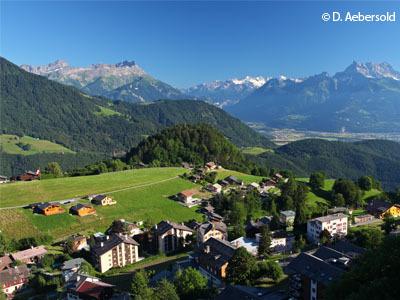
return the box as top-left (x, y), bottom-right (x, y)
top-left (182, 76), bottom-right (268, 107)
top-left (21, 60), bottom-right (184, 103)
top-left (227, 62), bottom-right (400, 133)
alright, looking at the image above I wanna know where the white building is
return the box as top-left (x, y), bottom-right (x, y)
top-left (307, 213), bottom-right (348, 244)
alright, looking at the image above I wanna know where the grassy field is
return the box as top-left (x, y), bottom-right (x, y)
top-left (0, 134), bottom-right (74, 155)
top-left (95, 105), bottom-right (122, 117)
top-left (0, 168), bottom-right (202, 240)
top-left (241, 147), bottom-right (271, 156)
top-left (298, 178), bottom-right (382, 216)
top-left (215, 169), bottom-right (264, 184)
top-left (0, 167), bottom-right (186, 207)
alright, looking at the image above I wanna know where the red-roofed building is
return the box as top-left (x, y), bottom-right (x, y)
top-left (177, 189), bottom-right (198, 205)
top-left (67, 274), bottom-right (114, 300)
top-left (0, 265), bottom-right (30, 298)
top-left (11, 246), bottom-right (47, 264)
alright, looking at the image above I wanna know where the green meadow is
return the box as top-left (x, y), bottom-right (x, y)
top-left (0, 169), bottom-right (201, 240)
top-left (0, 134), bottom-right (74, 155)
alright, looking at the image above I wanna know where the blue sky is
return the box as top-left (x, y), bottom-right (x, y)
top-left (1, 1), bottom-right (400, 87)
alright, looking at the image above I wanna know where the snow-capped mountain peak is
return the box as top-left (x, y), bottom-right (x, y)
top-left (231, 76), bottom-right (267, 87)
top-left (342, 61), bottom-right (400, 80)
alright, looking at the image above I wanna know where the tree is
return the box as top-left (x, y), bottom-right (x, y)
top-left (226, 247), bottom-right (257, 285)
top-left (332, 179), bottom-right (362, 207)
top-left (309, 172), bottom-right (325, 190)
top-left (204, 171), bottom-right (217, 183)
top-left (0, 233), bottom-right (8, 256)
top-left (45, 162), bottom-right (63, 177)
top-left (174, 267), bottom-right (207, 300)
top-left (79, 260), bottom-right (97, 276)
top-left (154, 279), bottom-right (179, 300)
top-left (131, 270), bottom-right (153, 300)
top-left (382, 217), bottom-right (397, 234)
top-left (347, 227), bottom-right (383, 249)
top-left (358, 176), bottom-right (373, 191)
top-left (256, 260), bottom-right (284, 282)
top-left (319, 229), bottom-right (332, 245)
top-left (257, 226), bottom-right (272, 258)
top-left (333, 193), bottom-right (346, 207)
top-left (293, 234), bottom-right (306, 252)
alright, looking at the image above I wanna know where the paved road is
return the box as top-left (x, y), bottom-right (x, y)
top-left (0, 175), bottom-right (180, 210)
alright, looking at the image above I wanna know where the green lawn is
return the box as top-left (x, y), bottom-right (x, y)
top-left (241, 147), bottom-right (271, 156)
top-left (94, 105), bottom-right (122, 117)
top-left (0, 167), bottom-right (186, 207)
top-left (0, 134), bottom-right (74, 155)
top-left (0, 170), bottom-right (202, 240)
top-left (297, 178), bottom-right (382, 216)
top-left (215, 169), bottom-right (264, 184)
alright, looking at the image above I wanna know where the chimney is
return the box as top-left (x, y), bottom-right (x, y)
top-left (106, 235), bottom-right (109, 240)
top-left (100, 242), bottom-right (104, 247)
top-left (205, 245), bottom-right (210, 253)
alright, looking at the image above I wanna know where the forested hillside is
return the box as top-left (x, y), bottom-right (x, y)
top-left (0, 57), bottom-right (272, 174)
top-left (125, 124), bottom-right (251, 172)
top-left (249, 139), bottom-right (400, 190)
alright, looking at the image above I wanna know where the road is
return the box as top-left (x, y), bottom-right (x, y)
top-left (0, 175), bottom-right (180, 210)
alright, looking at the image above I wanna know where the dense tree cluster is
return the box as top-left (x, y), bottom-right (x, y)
top-left (125, 124), bottom-right (254, 172)
top-left (253, 139), bottom-right (400, 190)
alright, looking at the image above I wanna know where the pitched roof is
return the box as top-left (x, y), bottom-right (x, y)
top-left (178, 189), bottom-right (197, 197)
top-left (75, 278), bottom-right (114, 299)
top-left (0, 265), bottom-right (30, 286)
top-left (92, 194), bottom-right (108, 201)
top-left (70, 203), bottom-right (93, 212)
top-left (287, 252), bottom-right (344, 285)
top-left (62, 258), bottom-right (86, 271)
top-left (367, 199), bottom-right (393, 214)
top-left (11, 246), bottom-right (47, 261)
top-left (91, 234), bottom-right (139, 256)
top-left (155, 220), bottom-right (194, 235)
top-left (328, 240), bottom-right (366, 257)
top-left (197, 221), bottom-right (227, 236)
top-left (197, 237), bottom-right (236, 269)
top-left (0, 256), bottom-right (12, 271)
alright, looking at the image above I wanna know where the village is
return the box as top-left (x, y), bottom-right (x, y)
top-left (1, 162), bottom-right (400, 300)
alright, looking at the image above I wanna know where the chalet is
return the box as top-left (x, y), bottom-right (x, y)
top-left (154, 221), bottom-right (194, 254)
top-left (62, 258), bottom-right (86, 282)
top-left (70, 204), bottom-right (96, 217)
top-left (0, 265), bottom-right (30, 298)
top-left (207, 183), bottom-right (222, 193)
top-left (34, 202), bottom-right (65, 216)
top-left (195, 237), bottom-right (236, 285)
top-left (107, 219), bottom-right (143, 236)
top-left (366, 200), bottom-right (400, 219)
top-left (287, 241), bottom-right (365, 300)
top-left (206, 211), bottom-right (224, 222)
top-left (91, 233), bottom-right (140, 273)
top-left (67, 235), bottom-right (89, 253)
top-left (197, 221), bottom-right (227, 244)
top-left (177, 189), bottom-right (199, 205)
top-left (247, 182), bottom-right (260, 191)
top-left (218, 179), bottom-right (229, 187)
top-left (0, 256), bottom-right (12, 271)
top-left (91, 194), bottom-right (116, 206)
top-left (225, 176), bottom-right (243, 186)
top-left (205, 161), bottom-right (217, 170)
top-left (245, 216), bottom-right (272, 237)
top-left (272, 173), bottom-right (288, 183)
top-left (0, 176), bottom-right (9, 184)
top-left (66, 274), bottom-right (115, 300)
top-left (11, 246), bottom-right (47, 264)
top-left (280, 210), bottom-right (296, 231)
top-left (11, 169), bottom-right (40, 181)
